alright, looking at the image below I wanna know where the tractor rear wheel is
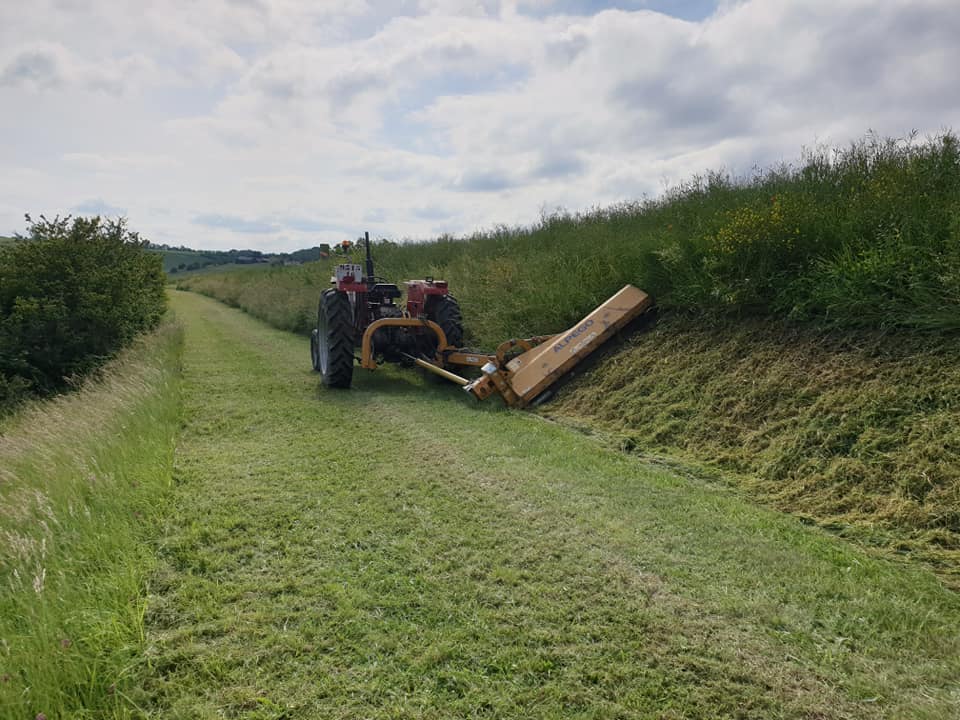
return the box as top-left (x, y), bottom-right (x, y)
top-left (428, 295), bottom-right (464, 349)
top-left (317, 289), bottom-right (354, 388)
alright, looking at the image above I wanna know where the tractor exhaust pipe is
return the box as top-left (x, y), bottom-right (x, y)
top-left (364, 230), bottom-right (375, 282)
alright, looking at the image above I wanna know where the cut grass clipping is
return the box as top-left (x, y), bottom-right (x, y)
top-left (140, 291), bottom-right (960, 719)
top-left (0, 320), bottom-right (182, 719)
top-left (547, 313), bottom-right (960, 586)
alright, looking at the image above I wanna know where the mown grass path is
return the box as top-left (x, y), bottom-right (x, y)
top-left (144, 291), bottom-right (960, 719)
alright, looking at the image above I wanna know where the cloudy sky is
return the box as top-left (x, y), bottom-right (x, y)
top-left (1, 0), bottom-right (957, 251)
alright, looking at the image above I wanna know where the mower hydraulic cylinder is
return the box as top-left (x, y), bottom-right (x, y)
top-left (402, 354), bottom-right (470, 386)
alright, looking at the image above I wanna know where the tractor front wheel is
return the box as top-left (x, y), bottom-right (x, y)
top-left (316, 289), bottom-right (354, 388)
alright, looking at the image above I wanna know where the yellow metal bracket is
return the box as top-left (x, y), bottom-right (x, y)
top-left (360, 318), bottom-right (448, 370)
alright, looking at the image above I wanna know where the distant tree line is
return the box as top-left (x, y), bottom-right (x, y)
top-left (0, 215), bottom-right (166, 413)
top-left (155, 244), bottom-right (329, 274)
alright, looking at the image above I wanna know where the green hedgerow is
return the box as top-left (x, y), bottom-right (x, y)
top-left (0, 215), bottom-right (167, 412)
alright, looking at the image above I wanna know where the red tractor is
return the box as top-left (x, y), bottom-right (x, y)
top-left (311, 231), bottom-right (655, 408)
top-left (310, 232), bottom-right (464, 388)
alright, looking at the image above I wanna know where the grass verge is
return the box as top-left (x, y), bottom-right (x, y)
top-left (142, 291), bottom-right (960, 718)
top-left (0, 318), bottom-right (182, 719)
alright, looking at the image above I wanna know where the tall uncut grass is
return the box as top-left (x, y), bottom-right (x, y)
top-left (182, 132), bottom-right (960, 346)
top-left (0, 320), bottom-right (182, 719)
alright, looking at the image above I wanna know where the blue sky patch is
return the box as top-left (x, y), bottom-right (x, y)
top-left (73, 199), bottom-right (126, 216)
top-left (520, 0), bottom-right (720, 22)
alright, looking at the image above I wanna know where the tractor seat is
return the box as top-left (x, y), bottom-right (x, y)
top-left (370, 283), bottom-right (402, 299)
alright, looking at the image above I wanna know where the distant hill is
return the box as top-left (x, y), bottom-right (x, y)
top-left (151, 244), bottom-right (329, 274)
top-left (155, 248), bottom-right (229, 273)
top-left (1, 237), bottom-right (330, 272)
top-left (0, 237), bottom-right (243, 274)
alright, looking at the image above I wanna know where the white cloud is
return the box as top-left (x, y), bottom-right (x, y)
top-left (0, 0), bottom-right (957, 250)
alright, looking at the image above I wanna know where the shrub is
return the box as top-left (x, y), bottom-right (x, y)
top-left (0, 215), bottom-right (166, 411)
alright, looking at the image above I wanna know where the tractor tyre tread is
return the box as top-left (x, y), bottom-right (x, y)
top-left (318, 289), bottom-right (354, 388)
top-left (310, 329), bottom-right (322, 371)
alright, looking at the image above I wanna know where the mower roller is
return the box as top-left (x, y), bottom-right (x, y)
top-left (311, 232), bottom-right (654, 408)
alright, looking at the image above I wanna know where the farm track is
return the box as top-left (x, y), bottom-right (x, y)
top-left (143, 291), bottom-right (960, 718)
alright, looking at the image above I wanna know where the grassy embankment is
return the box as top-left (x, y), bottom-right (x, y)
top-left (141, 291), bottom-right (960, 718)
top-left (0, 320), bottom-right (182, 719)
top-left (182, 133), bottom-right (960, 336)
top-left (180, 133), bottom-right (960, 579)
top-left (549, 316), bottom-right (960, 582)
